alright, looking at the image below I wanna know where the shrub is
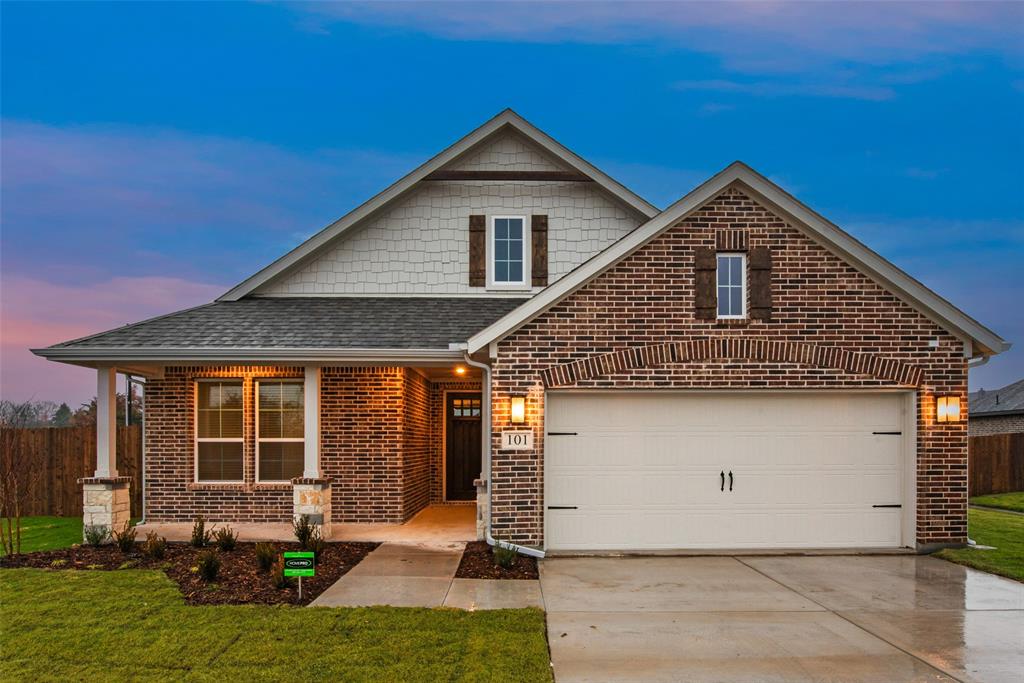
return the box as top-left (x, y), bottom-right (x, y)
top-left (196, 550), bottom-right (220, 581)
top-left (255, 542), bottom-right (276, 572)
top-left (270, 557), bottom-right (289, 589)
top-left (49, 559), bottom-right (66, 568)
top-left (307, 529), bottom-right (327, 564)
top-left (83, 524), bottom-right (109, 547)
top-left (493, 540), bottom-right (517, 570)
top-left (111, 522), bottom-right (136, 553)
top-left (213, 526), bottom-right (238, 551)
top-left (142, 532), bottom-right (167, 559)
top-left (293, 515), bottom-right (314, 549)
top-left (190, 516), bottom-right (212, 548)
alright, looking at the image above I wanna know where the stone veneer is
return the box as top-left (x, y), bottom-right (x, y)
top-left (488, 186), bottom-right (969, 550)
top-left (80, 477), bottom-right (131, 542)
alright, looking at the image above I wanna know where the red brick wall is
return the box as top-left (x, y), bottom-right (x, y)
top-left (144, 365), bottom-right (470, 524)
top-left (490, 186), bottom-right (968, 549)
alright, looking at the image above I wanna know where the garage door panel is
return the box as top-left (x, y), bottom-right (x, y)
top-left (546, 392), bottom-right (908, 551)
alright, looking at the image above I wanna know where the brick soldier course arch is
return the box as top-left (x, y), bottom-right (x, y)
top-left (541, 338), bottom-right (925, 389)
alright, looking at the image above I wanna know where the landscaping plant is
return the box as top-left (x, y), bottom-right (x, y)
top-left (213, 526), bottom-right (237, 551)
top-left (190, 515), bottom-right (212, 548)
top-left (270, 557), bottom-right (289, 589)
top-left (293, 514), bottom-right (314, 549)
top-left (254, 542), bottom-right (276, 572)
top-left (111, 522), bottom-right (136, 553)
top-left (196, 550), bottom-right (220, 581)
top-left (83, 524), bottom-right (109, 548)
top-left (493, 539), bottom-right (517, 570)
top-left (307, 528), bottom-right (327, 564)
top-left (142, 531), bottom-right (166, 559)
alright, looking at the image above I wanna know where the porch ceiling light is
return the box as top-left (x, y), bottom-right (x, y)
top-left (510, 396), bottom-right (526, 424)
top-left (455, 366), bottom-right (467, 376)
top-left (936, 395), bottom-right (961, 423)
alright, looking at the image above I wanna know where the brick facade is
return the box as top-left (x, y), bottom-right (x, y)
top-left (969, 413), bottom-right (1024, 436)
top-left (144, 365), bottom-right (478, 524)
top-left (489, 187), bottom-right (968, 549)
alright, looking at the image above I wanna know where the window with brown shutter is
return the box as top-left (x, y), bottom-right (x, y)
top-left (469, 214), bottom-right (485, 286)
top-left (749, 246), bottom-right (773, 320)
top-left (531, 215), bottom-right (548, 287)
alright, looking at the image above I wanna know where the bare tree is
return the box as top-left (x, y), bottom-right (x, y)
top-left (0, 402), bottom-right (48, 556)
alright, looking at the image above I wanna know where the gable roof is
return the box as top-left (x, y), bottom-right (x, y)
top-left (970, 379), bottom-right (1024, 417)
top-left (219, 109), bottom-right (659, 301)
top-left (467, 161), bottom-right (1010, 358)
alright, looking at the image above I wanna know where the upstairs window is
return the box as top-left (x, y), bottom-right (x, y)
top-left (490, 216), bottom-right (527, 286)
top-left (196, 380), bottom-right (244, 482)
top-left (256, 380), bottom-right (305, 482)
top-left (717, 253), bottom-right (747, 319)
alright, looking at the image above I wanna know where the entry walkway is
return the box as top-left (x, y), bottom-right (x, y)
top-left (310, 541), bottom-right (544, 609)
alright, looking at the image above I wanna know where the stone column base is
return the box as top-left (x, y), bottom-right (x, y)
top-left (474, 478), bottom-right (488, 541)
top-left (79, 477), bottom-right (132, 544)
top-left (292, 477), bottom-right (332, 537)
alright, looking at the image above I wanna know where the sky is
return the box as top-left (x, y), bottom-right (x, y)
top-left (1, 1), bottom-right (1022, 407)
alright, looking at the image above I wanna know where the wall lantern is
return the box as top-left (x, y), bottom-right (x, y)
top-left (936, 395), bottom-right (961, 423)
top-left (509, 396), bottom-right (526, 424)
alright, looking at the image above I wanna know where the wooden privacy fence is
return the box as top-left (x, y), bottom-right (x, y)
top-left (0, 425), bottom-right (142, 517)
top-left (970, 433), bottom-right (1024, 497)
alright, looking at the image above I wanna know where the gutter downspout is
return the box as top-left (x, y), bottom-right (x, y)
top-left (464, 352), bottom-right (545, 559)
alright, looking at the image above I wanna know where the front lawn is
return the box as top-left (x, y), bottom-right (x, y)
top-left (0, 516), bottom-right (82, 555)
top-left (936, 508), bottom-right (1024, 582)
top-left (0, 569), bottom-right (552, 682)
top-left (970, 491), bottom-right (1024, 513)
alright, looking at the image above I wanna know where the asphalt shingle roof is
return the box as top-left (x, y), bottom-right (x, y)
top-left (969, 379), bottom-right (1024, 416)
top-left (51, 297), bottom-right (528, 350)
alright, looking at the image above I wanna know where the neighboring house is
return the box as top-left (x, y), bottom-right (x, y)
top-left (969, 379), bottom-right (1024, 436)
top-left (34, 110), bottom-right (1010, 553)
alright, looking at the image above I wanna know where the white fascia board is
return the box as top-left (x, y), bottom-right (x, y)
top-left (218, 109), bottom-right (658, 302)
top-left (468, 161), bottom-right (1009, 357)
top-left (31, 347), bottom-right (464, 364)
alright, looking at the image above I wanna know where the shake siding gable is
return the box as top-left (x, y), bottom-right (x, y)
top-left (490, 187), bottom-right (968, 548)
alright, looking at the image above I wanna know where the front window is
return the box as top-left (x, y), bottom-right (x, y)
top-left (491, 216), bottom-right (526, 285)
top-left (717, 253), bottom-right (746, 318)
top-left (256, 380), bottom-right (305, 482)
top-left (196, 381), bottom-right (243, 482)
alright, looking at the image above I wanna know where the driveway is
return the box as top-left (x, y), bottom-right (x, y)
top-left (540, 555), bottom-right (1024, 683)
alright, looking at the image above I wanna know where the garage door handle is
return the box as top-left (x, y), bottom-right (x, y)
top-left (729, 471), bottom-right (733, 491)
top-left (547, 506), bottom-right (578, 510)
top-left (720, 471), bottom-right (725, 491)
top-left (872, 504), bottom-right (902, 508)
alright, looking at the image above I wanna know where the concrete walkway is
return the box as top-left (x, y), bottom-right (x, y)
top-left (311, 541), bottom-right (543, 610)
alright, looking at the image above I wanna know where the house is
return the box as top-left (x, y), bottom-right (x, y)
top-left (33, 110), bottom-right (1010, 554)
top-left (969, 379), bottom-right (1024, 436)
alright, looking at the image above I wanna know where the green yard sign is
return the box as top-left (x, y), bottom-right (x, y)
top-left (283, 551), bottom-right (315, 578)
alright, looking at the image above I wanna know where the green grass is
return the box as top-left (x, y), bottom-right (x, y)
top-left (936, 508), bottom-right (1024, 582)
top-left (970, 491), bottom-right (1024, 513)
top-left (0, 516), bottom-right (82, 555)
top-left (0, 569), bottom-right (552, 682)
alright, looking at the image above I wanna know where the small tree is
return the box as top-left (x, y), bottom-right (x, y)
top-left (0, 402), bottom-right (48, 556)
top-left (52, 403), bottom-right (72, 427)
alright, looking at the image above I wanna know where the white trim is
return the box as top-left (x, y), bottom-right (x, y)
top-left (303, 366), bottom-right (320, 479)
top-left (217, 109), bottom-right (657, 301)
top-left (194, 379), bottom-right (244, 484)
top-left (488, 215), bottom-right (530, 289)
top-left (254, 379), bottom-right (305, 484)
top-left (467, 162), bottom-right (1009, 357)
top-left (716, 252), bottom-right (747, 319)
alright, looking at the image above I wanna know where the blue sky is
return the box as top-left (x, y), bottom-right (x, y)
top-left (2, 1), bottom-right (1022, 405)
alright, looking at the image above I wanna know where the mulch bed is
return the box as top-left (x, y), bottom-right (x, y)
top-left (0, 541), bottom-right (378, 606)
top-left (454, 541), bottom-right (538, 580)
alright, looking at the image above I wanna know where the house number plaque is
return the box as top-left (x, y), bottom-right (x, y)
top-left (500, 431), bottom-right (534, 450)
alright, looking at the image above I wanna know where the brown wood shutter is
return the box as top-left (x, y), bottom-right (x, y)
top-left (694, 246), bottom-right (717, 320)
top-left (749, 246), bottom-right (773, 320)
top-left (469, 214), bottom-right (485, 287)
top-left (531, 215), bottom-right (548, 287)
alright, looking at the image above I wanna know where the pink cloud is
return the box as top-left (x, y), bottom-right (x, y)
top-left (1, 275), bottom-right (224, 406)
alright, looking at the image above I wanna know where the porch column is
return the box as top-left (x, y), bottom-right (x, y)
top-left (79, 366), bottom-right (130, 543)
top-left (292, 365), bottom-right (331, 536)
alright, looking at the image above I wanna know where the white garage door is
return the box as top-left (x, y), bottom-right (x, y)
top-left (545, 392), bottom-right (911, 551)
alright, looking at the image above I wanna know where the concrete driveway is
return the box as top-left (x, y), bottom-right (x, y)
top-left (540, 555), bottom-right (1024, 683)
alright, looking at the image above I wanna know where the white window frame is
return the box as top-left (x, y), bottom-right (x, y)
top-left (255, 379), bottom-right (305, 484)
top-left (487, 215), bottom-right (531, 289)
top-left (194, 379), bottom-right (244, 484)
top-left (716, 252), bottom-right (747, 319)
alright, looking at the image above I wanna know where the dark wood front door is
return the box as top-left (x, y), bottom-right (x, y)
top-left (446, 393), bottom-right (482, 501)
